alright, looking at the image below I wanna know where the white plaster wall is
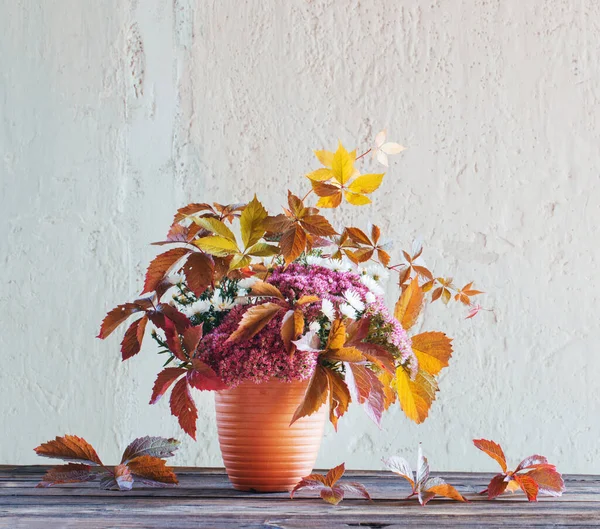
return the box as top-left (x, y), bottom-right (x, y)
top-left (1, 0), bottom-right (599, 473)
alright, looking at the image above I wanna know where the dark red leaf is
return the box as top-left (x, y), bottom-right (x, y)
top-left (149, 368), bottom-right (186, 405)
top-left (487, 474), bottom-right (509, 499)
top-left (37, 463), bottom-right (96, 488)
top-left (170, 378), bottom-right (197, 439)
top-left (187, 359), bottom-right (229, 391)
top-left (120, 316), bottom-right (147, 361)
top-left (97, 303), bottom-right (145, 339)
top-left (183, 252), bottom-right (214, 297)
top-left (142, 248), bottom-right (191, 294)
top-left (182, 325), bottom-right (204, 356)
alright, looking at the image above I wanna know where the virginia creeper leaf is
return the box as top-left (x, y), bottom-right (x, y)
top-left (169, 378), bottom-right (197, 440)
top-left (34, 435), bottom-right (103, 466)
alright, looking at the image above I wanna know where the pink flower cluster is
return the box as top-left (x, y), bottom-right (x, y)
top-left (197, 263), bottom-right (414, 386)
top-left (197, 307), bottom-right (318, 387)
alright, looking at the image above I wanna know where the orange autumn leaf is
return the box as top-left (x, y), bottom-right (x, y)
top-left (34, 435), bottom-right (103, 466)
top-left (394, 278), bottom-right (424, 330)
top-left (290, 365), bottom-right (330, 425)
top-left (410, 332), bottom-right (453, 377)
top-left (227, 302), bottom-right (282, 342)
top-left (291, 463), bottom-right (371, 505)
top-left (127, 455), bottom-right (178, 485)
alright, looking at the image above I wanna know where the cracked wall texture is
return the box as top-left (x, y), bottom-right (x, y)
top-left (1, 0), bottom-right (599, 472)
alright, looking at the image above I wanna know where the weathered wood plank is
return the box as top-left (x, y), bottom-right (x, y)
top-left (0, 466), bottom-right (598, 528)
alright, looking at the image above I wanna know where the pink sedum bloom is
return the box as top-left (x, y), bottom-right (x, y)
top-left (197, 263), bottom-right (414, 387)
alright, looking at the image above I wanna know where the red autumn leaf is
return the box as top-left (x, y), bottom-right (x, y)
top-left (151, 223), bottom-right (192, 246)
top-left (474, 439), bottom-right (565, 501)
top-left (147, 312), bottom-right (186, 361)
top-left (170, 378), bottom-right (198, 440)
top-left (291, 463), bottom-right (371, 505)
top-left (187, 359), bottom-right (229, 391)
top-left (525, 466), bottom-right (565, 497)
top-left (142, 248), bottom-right (191, 294)
top-left (486, 474), bottom-right (509, 499)
top-left (37, 463), bottom-right (96, 488)
top-left (182, 252), bottom-right (214, 297)
top-left (97, 303), bottom-right (146, 339)
top-left (153, 303), bottom-right (191, 334)
top-left (34, 435), bottom-right (103, 466)
top-left (127, 455), bottom-right (178, 486)
top-left (120, 316), bottom-right (147, 361)
top-left (172, 203), bottom-right (214, 224)
top-left (182, 325), bottom-right (204, 356)
top-left (149, 367), bottom-right (186, 405)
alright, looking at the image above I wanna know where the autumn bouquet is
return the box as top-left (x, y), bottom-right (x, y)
top-left (99, 131), bottom-right (481, 490)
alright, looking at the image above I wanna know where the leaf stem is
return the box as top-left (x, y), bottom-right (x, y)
top-left (355, 148), bottom-right (372, 161)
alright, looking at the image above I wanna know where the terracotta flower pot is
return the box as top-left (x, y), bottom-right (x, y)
top-left (215, 377), bottom-right (327, 492)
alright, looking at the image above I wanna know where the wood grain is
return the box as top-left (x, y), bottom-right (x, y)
top-left (0, 466), bottom-right (599, 528)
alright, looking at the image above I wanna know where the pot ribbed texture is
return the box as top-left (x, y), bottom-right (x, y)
top-left (215, 377), bottom-right (327, 492)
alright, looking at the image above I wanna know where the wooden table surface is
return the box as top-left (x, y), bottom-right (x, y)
top-left (1, 466), bottom-right (599, 528)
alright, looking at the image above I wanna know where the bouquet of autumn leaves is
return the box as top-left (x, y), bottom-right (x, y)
top-left (98, 132), bottom-right (483, 439)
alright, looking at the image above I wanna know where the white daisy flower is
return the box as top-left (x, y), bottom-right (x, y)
top-left (305, 255), bottom-right (326, 267)
top-left (365, 291), bottom-right (377, 304)
top-left (309, 321), bottom-right (321, 333)
top-left (365, 263), bottom-right (390, 282)
top-left (185, 299), bottom-right (211, 316)
top-left (343, 289), bottom-right (365, 312)
top-left (320, 299), bottom-right (336, 321)
top-left (360, 275), bottom-right (385, 296)
top-left (238, 276), bottom-right (259, 290)
top-left (210, 291), bottom-right (236, 312)
top-left (339, 303), bottom-right (357, 320)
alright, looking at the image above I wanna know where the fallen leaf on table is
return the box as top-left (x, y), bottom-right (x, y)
top-left (291, 463), bottom-right (371, 505)
top-left (473, 439), bottom-right (565, 501)
top-left (383, 444), bottom-right (468, 505)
